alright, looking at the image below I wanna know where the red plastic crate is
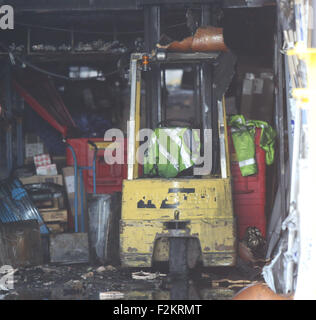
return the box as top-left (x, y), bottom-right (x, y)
top-left (66, 138), bottom-right (127, 194)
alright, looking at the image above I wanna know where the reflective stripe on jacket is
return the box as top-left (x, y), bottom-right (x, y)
top-left (144, 127), bottom-right (200, 178)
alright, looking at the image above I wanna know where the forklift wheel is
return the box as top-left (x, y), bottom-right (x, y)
top-left (169, 238), bottom-right (188, 275)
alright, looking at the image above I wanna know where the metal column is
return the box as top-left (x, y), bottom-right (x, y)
top-left (312, 0), bottom-right (316, 48)
top-left (4, 62), bottom-right (13, 175)
top-left (16, 94), bottom-right (24, 167)
top-left (144, 5), bottom-right (161, 129)
top-left (200, 4), bottom-right (213, 131)
top-left (200, 5), bottom-right (218, 174)
top-left (274, 5), bottom-right (286, 222)
top-left (193, 64), bottom-right (201, 127)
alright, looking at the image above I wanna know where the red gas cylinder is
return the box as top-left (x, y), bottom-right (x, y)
top-left (228, 127), bottom-right (267, 239)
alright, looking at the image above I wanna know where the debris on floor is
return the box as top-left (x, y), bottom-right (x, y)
top-left (0, 263), bottom-right (257, 300)
top-left (211, 279), bottom-right (259, 290)
top-left (81, 272), bottom-right (94, 280)
top-left (99, 291), bottom-right (125, 300)
top-left (238, 226), bottom-right (269, 268)
top-left (64, 279), bottom-right (84, 292)
top-left (103, 265), bottom-right (117, 272)
top-left (243, 227), bottom-right (267, 260)
top-left (132, 271), bottom-right (167, 280)
top-left (95, 266), bottom-right (106, 273)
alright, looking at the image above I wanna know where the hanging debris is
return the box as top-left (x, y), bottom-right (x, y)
top-left (157, 26), bottom-right (228, 52)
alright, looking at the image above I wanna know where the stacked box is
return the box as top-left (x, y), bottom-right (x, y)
top-left (33, 154), bottom-right (58, 176)
top-left (20, 172), bottom-right (68, 233)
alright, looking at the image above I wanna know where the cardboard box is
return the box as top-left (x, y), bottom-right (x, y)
top-left (62, 166), bottom-right (87, 232)
top-left (52, 156), bottom-right (67, 173)
top-left (26, 143), bottom-right (44, 159)
top-left (34, 154), bottom-right (52, 168)
top-left (36, 164), bottom-right (58, 176)
top-left (25, 134), bottom-right (45, 158)
top-left (238, 64), bottom-right (274, 124)
top-left (19, 174), bottom-right (64, 186)
top-left (251, 72), bottom-right (274, 124)
top-left (40, 209), bottom-right (68, 223)
top-left (240, 73), bottom-right (255, 119)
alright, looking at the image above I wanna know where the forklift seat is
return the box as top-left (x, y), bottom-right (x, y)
top-left (143, 127), bottom-right (200, 178)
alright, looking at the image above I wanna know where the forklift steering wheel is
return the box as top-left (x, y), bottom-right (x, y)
top-left (157, 119), bottom-right (194, 128)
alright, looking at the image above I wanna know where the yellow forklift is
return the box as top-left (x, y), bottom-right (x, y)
top-left (120, 49), bottom-right (237, 273)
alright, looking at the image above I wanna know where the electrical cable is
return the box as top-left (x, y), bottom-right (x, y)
top-left (15, 21), bottom-right (186, 35)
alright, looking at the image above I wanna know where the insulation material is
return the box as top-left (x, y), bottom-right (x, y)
top-left (158, 26), bottom-right (228, 52)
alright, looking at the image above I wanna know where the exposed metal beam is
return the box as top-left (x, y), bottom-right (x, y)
top-left (9, 0), bottom-right (275, 13)
top-left (140, 0), bottom-right (275, 7)
top-left (10, 0), bottom-right (139, 13)
top-left (144, 5), bottom-right (161, 129)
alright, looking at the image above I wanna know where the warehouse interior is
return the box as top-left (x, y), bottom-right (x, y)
top-left (0, 0), bottom-right (312, 300)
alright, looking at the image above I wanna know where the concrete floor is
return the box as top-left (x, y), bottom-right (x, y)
top-left (0, 262), bottom-right (263, 300)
